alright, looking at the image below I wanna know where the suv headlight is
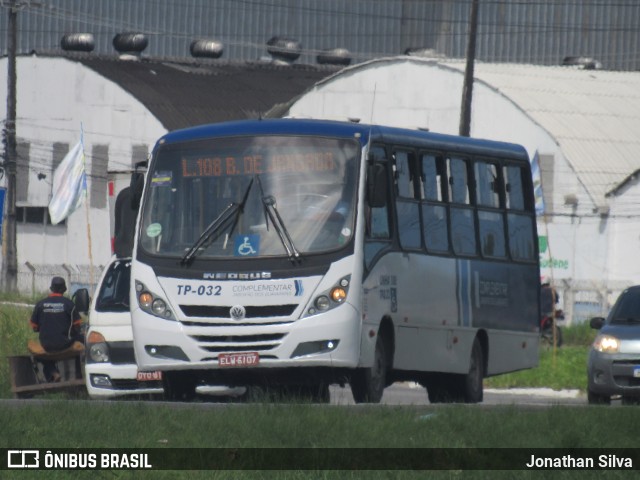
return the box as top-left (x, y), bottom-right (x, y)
top-left (593, 334), bottom-right (620, 353)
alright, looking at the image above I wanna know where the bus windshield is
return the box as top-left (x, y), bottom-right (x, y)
top-left (140, 134), bottom-right (359, 260)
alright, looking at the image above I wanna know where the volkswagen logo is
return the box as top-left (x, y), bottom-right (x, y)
top-left (230, 305), bottom-right (246, 320)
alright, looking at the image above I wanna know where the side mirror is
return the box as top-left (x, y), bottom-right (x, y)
top-left (366, 163), bottom-right (388, 208)
top-left (130, 160), bottom-right (148, 210)
top-left (114, 186), bottom-right (137, 258)
top-left (589, 317), bottom-right (606, 330)
top-left (73, 288), bottom-right (91, 315)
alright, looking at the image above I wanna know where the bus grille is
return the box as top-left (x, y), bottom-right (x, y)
top-left (190, 332), bottom-right (287, 353)
top-left (180, 304), bottom-right (297, 319)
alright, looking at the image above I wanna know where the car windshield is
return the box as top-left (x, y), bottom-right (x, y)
top-left (95, 259), bottom-right (131, 312)
top-left (140, 134), bottom-right (359, 260)
top-left (610, 289), bottom-right (640, 324)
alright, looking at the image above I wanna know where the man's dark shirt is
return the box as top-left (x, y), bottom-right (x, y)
top-left (30, 293), bottom-right (82, 351)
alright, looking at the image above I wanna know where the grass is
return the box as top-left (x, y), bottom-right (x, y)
top-left (2, 400), bottom-right (636, 448)
top-left (484, 345), bottom-right (590, 391)
top-left (1, 402), bottom-right (639, 479)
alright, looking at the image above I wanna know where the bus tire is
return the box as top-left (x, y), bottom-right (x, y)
top-left (461, 338), bottom-right (484, 403)
top-left (350, 333), bottom-right (388, 403)
top-left (163, 371), bottom-right (197, 402)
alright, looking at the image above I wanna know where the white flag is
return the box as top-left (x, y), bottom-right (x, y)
top-left (531, 150), bottom-right (545, 216)
top-left (48, 133), bottom-right (87, 225)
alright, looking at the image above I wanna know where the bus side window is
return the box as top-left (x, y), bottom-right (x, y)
top-left (504, 165), bottom-right (535, 260)
top-left (504, 165), bottom-right (525, 210)
top-left (475, 161), bottom-right (506, 258)
top-left (448, 157), bottom-right (470, 204)
top-left (394, 150), bottom-right (420, 250)
top-left (394, 150), bottom-right (419, 199)
top-left (475, 161), bottom-right (500, 208)
top-left (421, 154), bottom-right (449, 252)
top-left (420, 154), bottom-right (445, 202)
top-left (448, 157), bottom-right (477, 256)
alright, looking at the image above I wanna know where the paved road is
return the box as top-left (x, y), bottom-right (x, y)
top-left (329, 383), bottom-right (586, 406)
top-left (1, 383), bottom-right (587, 407)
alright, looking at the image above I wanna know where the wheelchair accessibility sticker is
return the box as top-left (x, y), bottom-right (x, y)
top-left (235, 234), bottom-right (260, 256)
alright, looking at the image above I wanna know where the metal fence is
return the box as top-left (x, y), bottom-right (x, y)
top-left (557, 280), bottom-right (630, 326)
top-left (19, 262), bottom-right (103, 297)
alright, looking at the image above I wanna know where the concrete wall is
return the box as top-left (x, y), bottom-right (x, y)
top-left (0, 57), bottom-right (167, 293)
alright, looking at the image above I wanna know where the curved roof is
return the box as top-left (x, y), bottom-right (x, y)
top-left (63, 53), bottom-right (340, 132)
top-left (286, 57), bottom-right (640, 206)
top-left (457, 62), bottom-right (640, 203)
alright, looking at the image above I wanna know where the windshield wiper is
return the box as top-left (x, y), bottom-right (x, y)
top-left (180, 179), bottom-right (254, 265)
top-left (257, 176), bottom-right (301, 263)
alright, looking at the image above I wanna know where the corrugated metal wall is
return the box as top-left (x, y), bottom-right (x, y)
top-left (2, 0), bottom-right (638, 70)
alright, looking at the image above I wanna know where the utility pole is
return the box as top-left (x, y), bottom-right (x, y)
top-left (459, 0), bottom-right (480, 137)
top-left (3, 0), bottom-right (18, 292)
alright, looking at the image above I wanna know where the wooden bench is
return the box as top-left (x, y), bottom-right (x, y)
top-left (8, 340), bottom-right (86, 399)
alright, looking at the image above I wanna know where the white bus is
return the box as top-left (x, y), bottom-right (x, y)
top-left (130, 119), bottom-right (540, 402)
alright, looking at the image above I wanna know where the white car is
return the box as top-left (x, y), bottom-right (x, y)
top-left (85, 257), bottom-right (164, 398)
top-left (86, 256), bottom-right (246, 400)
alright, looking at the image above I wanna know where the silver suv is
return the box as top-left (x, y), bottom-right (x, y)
top-left (587, 286), bottom-right (640, 405)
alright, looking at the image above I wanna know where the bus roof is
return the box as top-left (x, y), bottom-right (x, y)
top-left (157, 118), bottom-right (529, 162)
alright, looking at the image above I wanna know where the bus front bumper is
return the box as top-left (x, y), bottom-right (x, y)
top-left (132, 302), bottom-right (362, 372)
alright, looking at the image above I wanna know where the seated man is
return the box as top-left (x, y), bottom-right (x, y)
top-left (29, 276), bottom-right (84, 382)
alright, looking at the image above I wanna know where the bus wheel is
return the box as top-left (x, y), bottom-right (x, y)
top-left (461, 338), bottom-right (484, 403)
top-left (163, 372), bottom-right (197, 402)
top-left (350, 333), bottom-right (388, 404)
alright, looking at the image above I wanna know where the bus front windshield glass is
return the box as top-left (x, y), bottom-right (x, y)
top-left (140, 135), bottom-right (359, 260)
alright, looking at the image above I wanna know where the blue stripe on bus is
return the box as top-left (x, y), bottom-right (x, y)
top-left (458, 259), bottom-right (471, 327)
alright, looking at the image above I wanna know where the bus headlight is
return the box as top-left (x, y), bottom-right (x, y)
top-left (87, 331), bottom-right (109, 363)
top-left (139, 292), bottom-right (153, 309)
top-left (315, 295), bottom-right (331, 311)
top-left (306, 275), bottom-right (350, 317)
top-left (330, 287), bottom-right (347, 303)
top-left (152, 298), bottom-right (168, 316)
top-left (136, 280), bottom-right (175, 320)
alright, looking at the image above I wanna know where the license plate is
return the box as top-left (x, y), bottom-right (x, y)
top-left (136, 370), bottom-right (163, 382)
top-left (218, 352), bottom-right (260, 367)
top-left (634, 367), bottom-right (640, 378)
